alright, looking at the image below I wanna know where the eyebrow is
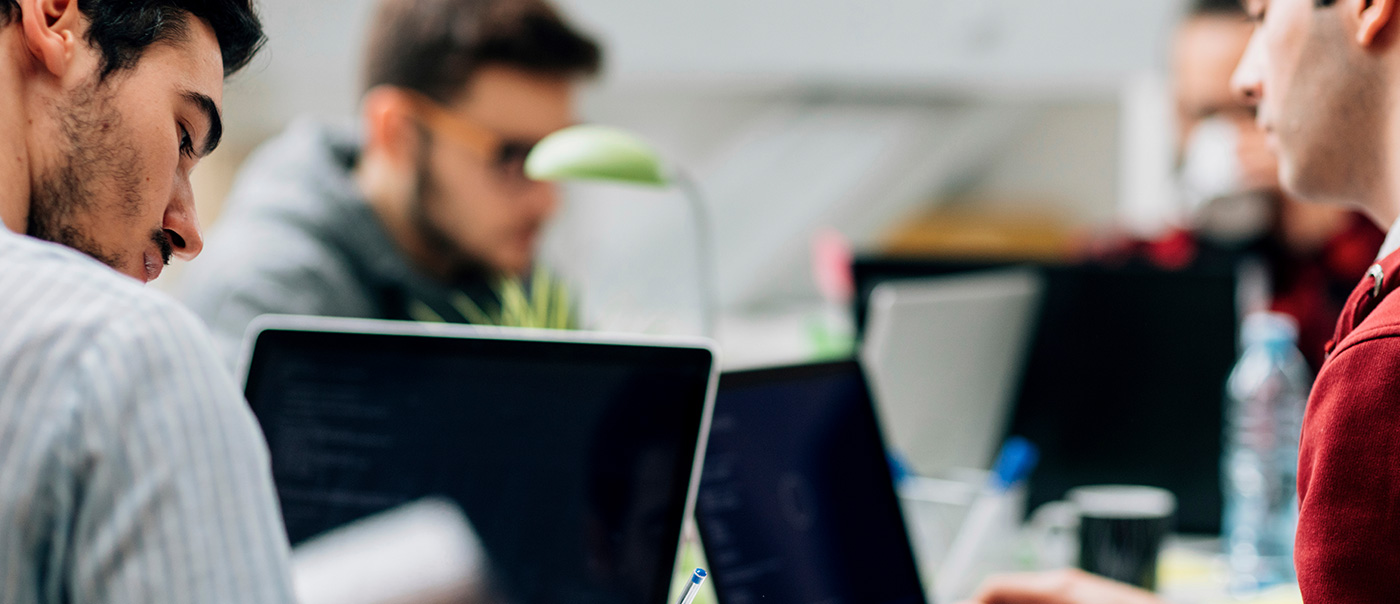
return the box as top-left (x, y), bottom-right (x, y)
top-left (182, 91), bottom-right (223, 157)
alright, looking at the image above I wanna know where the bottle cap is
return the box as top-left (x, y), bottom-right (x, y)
top-left (1241, 311), bottom-right (1298, 347)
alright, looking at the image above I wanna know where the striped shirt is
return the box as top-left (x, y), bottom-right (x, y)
top-left (0, 229), bottom-right (295, 603)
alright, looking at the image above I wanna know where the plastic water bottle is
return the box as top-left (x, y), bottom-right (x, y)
top-left (1223, 312), bottom-right (1311, 592)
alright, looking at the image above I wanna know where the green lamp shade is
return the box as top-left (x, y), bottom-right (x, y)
top-left (525, 125), bottom-right (670, 186)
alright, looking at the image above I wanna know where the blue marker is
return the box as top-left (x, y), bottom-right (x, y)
top-left (675, 568), bottom-right (707, 604)
top-left (989, 436), bottom-right (1039, 492)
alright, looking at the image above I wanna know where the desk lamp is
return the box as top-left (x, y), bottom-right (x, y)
top-left (525, 125), bottom-right (719, 337)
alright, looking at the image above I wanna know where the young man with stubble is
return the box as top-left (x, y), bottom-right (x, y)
top-left (0, 1), bottom-right (296, 602)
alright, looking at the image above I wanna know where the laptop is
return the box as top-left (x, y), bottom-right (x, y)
top-left (860, 269), bottom-right (1043, 477)
top-left (853, 257), bottom-right (1239, 534)
top-left (241, 315), bottom-right (718, 604)
top-left (695, 361), bottom-right (927, 604)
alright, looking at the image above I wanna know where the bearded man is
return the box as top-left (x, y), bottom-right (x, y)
top-left (0, 0), bottom-right (295, 602)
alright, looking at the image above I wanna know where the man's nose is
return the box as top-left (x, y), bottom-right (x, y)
top-left (163, 182), bottom-right (205, 261)
top-left (1232, 30), bottom-right (1266, 108)
top-left (526, 180), bottom-right (561, 218)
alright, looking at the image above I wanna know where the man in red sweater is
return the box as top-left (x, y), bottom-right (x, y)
top-left (965, 0), bottom-right (1400, 601)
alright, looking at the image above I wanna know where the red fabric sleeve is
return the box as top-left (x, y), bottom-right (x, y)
top-left (1296, 333), bottom-right (1400, 602)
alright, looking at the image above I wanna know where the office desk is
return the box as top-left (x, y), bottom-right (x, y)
top-left (1158, 539), bottom-right (1301, 604)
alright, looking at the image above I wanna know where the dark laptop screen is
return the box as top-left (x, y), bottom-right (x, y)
top-left (696, 362), bottom-right (926, 604)
top-left (853, 257), bottom-right (1238, 534)
top-left (244, 323), bottom-right (714, 604)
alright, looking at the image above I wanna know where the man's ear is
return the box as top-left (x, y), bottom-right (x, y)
top-left (362, 86), bottom-right (425, 172)
top-left (1359, 0), bottom-right (1398, 47)
top-left (19, 0), bottom-right (84, 78)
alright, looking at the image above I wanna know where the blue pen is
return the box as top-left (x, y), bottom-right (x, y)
top-left (675, 568), bottom-right (707, 604)
top-left (989, 436), bottom-right (1040, 492)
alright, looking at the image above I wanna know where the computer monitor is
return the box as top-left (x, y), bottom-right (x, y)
top-left (853, 257), bottom-right (1238, 534)
top-left (861, 269), bottom-right (1043, 477)
top-left (696, 361), bottom-right (927, 604)
top-left (242, 316), bottom-right (718, 604)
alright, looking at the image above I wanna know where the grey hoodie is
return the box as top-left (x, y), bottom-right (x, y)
top-left (181, 119), bottom-right (497, 369)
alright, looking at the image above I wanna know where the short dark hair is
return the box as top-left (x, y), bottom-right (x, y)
top-left (362, 0), bottom-right (601, 104)
top-left (1191, 0), bottom-right (1337, 15)
top-left (1191, 0), bottom-right (1245, 16)
top-left (0, 0), bottom-right (265, 80)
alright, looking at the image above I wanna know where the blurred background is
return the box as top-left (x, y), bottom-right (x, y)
top-left (180, 0), bottom-right (1191, 364)
top-left (186, 3), bottom-right (1336, 601)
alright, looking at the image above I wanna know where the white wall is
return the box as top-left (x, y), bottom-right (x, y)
top-left (556, 0), bottom-right (1185, 97)
top-left (221, 0), bottom-right (378, 143)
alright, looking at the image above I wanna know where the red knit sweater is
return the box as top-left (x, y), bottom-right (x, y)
top-left (1297, 248), bottom-right (1400, 601)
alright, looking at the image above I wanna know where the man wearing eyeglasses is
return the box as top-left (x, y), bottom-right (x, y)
top-left (181, 0), bottom-right (601, 365)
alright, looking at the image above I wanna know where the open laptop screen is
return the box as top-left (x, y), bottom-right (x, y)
top-left (243, 318), bottom-right (716, 604)
top-left (861, 269), bottom-right (1042, 478)
top-left (696, 361), bottom-right (926, 604)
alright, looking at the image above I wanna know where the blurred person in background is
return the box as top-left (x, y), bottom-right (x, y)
top-left (181, 0), bottom-right (600, 366)
top-left (1099, 0), bottom-right (1382, 370)
top-left (0, 0), bottom-right (297, 601)
top-left (1172, 0), bottom-right (1382, 369)
top-left (966, 0), bottom-right (1400, 601)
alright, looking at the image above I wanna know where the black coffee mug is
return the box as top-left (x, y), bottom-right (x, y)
top-left (1069, 486), bottom-right (1177, 590)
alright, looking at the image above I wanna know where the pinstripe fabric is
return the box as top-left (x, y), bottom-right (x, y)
top-left (0, 230), bottom-right (295, 604)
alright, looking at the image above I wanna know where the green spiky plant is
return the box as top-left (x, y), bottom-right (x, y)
top-left (408, 266), bottom-right (578, 330)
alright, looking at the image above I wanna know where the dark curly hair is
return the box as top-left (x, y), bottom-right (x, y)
top-left (1, 0), bottom-right (265, 79)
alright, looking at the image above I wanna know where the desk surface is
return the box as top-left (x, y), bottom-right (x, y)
top-left (1158, 538), bottom-right (1301, 604)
